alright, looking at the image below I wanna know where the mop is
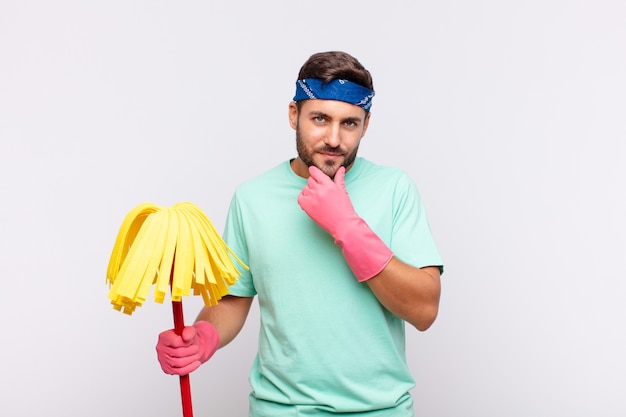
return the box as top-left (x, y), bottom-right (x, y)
top-left (106, 201), bottom-right (247, 416)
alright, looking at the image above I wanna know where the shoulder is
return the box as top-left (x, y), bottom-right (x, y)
top-left (229, 160), bottom-right (305, 210)
top-left (352, 158), bottom-right (415, 188)
top-left (350, 159), bottom-right (425, 213)
top-left (234, 161), bottom-right (291, 196)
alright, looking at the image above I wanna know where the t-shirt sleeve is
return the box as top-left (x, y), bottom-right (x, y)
top-left (391, 173), bottom-right (444, 274)
top-left (223, 192), bottom-right (257, 296)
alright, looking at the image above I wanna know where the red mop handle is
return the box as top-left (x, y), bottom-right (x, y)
top-left (172, 299), bottom-right (194, 417)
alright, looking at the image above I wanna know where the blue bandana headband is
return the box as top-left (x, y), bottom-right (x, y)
top-left (293, 78), bottom-right (375, 112)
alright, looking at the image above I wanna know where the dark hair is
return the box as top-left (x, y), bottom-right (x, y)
top-left (297, 51), bottom-right (374, 91)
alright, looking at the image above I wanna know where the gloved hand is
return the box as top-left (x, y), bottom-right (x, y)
top-left (156, 321), bottom-right (220, 376)
top-left (298, 165), bottom-right (394, 282)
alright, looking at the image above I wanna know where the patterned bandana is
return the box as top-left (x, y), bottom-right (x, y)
top-left (293, 78), bottom-right (375, 112)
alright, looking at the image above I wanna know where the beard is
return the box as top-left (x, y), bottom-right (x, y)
top-left (295, 126), bottom-right (359, 178)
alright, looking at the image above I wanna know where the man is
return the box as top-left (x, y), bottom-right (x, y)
top-left (157, 51), bottom-right (443, 416)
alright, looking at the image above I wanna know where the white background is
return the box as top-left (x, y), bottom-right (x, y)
top-left (1, 1), bottom-right (625, 416)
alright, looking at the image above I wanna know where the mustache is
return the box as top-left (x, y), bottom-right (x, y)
top-left (316, 145), bottom-right (346, 155)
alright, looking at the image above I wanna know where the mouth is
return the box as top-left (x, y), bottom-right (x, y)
top-left (317, 153), bottom-right (344, 168)
top-left (318, 149), bottom-right (344, 159)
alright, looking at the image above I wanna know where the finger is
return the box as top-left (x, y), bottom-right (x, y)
top-left (297, 187), bottom-right (310, 209)
top-left (156, 342), bottom-right (201, 375)
top-left (159, 343), bottom-right (201, 359)
top-left (308, 165), bottom-right (327, 184)
top-left (333, 166), bottom-right (346, 189)
top-left (181, 326), bottom-right (196, 343)
top-left (174, 360), bottom-right (201, 376)
top-left (161, 359), bottom-right (202, 376)
top-left (158, 329), bottom-right (192, 348)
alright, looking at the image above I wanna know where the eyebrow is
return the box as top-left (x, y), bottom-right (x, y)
top-left (308, 111), bottom-right (363, 124)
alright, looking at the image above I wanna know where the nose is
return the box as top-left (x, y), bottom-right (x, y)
top-left (324, 123), bottom-right (341, 148)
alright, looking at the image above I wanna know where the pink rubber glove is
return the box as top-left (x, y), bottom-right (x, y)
top-left (156, 321), bottom-right (220, 376)
top-left (298, 165), bottom-right (394, 282)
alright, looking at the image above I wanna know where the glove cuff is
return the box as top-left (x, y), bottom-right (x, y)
top-left (334, 217), bottom-right (394, 282)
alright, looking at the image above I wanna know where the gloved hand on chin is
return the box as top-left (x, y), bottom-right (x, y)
top-left (297, 165), bottom-right (394, 282)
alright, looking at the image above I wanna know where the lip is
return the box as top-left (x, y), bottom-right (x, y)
top-left (318, 151), bottom-right (344, 159)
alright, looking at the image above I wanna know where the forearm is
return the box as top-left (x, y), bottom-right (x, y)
top-left (366, 260), bottom-right (441, 331)
top-left (195, 295), bottom-right (253, 348)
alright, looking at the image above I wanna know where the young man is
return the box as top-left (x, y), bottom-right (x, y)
top-left (157, 51), bottom-right (444, 416)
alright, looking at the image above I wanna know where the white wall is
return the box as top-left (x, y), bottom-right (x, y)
top-left (1, 1), bottom-right (624, 416)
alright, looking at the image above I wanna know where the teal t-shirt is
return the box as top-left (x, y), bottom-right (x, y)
top-left (224, 158), bottom-right (443, 416)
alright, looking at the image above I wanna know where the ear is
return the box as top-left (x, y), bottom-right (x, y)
top-left (288, 101), bottom-right (298, 130)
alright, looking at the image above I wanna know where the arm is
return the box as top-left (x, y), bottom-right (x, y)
top-left (195, 294), bottom-right (253, 348)
top-left (298, 166), bottom-right (441, 330)
top-left (366, 261), bottom-right (441, 331)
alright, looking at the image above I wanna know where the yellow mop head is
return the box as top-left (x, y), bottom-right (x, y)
top-left (106, 201), bottom-right (247, 315)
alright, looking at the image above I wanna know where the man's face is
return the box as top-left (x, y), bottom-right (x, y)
top-left (289, 99), bottom-right (370, 178)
